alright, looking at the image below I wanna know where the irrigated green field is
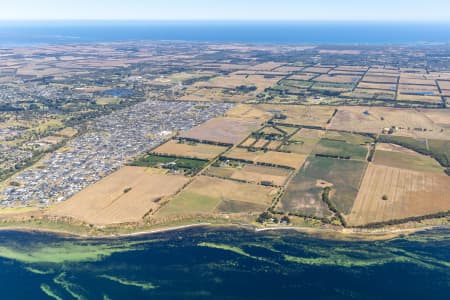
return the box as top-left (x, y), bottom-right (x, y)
top-left (378, 135), bottom-right (450, 167)
top-left (313, 139), bottom-right (369, 160)
top-left (313, 132), bottom-right (373, 161)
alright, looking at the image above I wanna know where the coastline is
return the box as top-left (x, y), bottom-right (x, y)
top-left (0, 221), bottom-right (444, 241)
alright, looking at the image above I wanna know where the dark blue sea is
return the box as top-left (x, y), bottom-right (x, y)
top-left (0, 227), bottom-right (448, 299)
top-left (1, 21), bottom-right (450, 46)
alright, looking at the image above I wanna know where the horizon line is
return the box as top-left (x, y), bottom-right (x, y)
top-left (1, 19), bottom-right (450, 23)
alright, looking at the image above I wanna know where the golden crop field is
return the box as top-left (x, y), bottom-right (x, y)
top-left (152, 140), bottom-right (228, 160)
top-left (367, 68), bottom-right (400, 76)
top-left (346, 164), bottom-right (450, 226)
top-left (48, 167), bottom-right (189, 225)
top-left (266, 140), bottom-right (283, 150)
top-left (396, 94), bottom-right (443, 104)
top-left (362, 75), bottom-right (398, 84)
top-left (253, 139), bottom-right (268, 148)
top-left (208, 164), bottom-right (291, 186)
top-left (241, 138), bottom-right (257, 147)
top-left (398, 84), bottom-right (439, 94)
top-left (358, 82), bottom-right (397, 90)
top-left (224, 147), bottom-right (307, 169)
top-left (334, 65), bottom-right (368, 72)
top-left (399, 77), bottom-right (436, 85)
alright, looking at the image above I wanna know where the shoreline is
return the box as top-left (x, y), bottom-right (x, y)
top-left (0, 221), bottom-right (445, 241)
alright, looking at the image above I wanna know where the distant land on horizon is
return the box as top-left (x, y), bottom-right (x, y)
top-left (1, 21), bottom-right (450, 45)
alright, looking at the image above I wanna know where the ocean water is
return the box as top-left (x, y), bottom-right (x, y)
top-left (1, 21), bottom-right (450, 46)
top-left (0, 227), bottom-right (448, 299)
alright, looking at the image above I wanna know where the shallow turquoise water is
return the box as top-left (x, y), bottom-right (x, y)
top-left (0, 227), bottom-right (448, 299)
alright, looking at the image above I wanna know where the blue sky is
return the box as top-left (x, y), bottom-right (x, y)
top-left (1, 0), bottom-right (450, 21)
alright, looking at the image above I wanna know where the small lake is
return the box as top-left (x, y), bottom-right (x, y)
top-left (0, 227), bottom-right (448, 299)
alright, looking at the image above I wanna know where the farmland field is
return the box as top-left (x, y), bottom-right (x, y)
top-left (396, 94), bottom-right (443, 104)
top-left (276, 125), bottom-right (300, 136)
top-left (329, 106), bottom-right (450, 139)
top-left (178, 87), bottom-right (253, 102)
top-left (287, 74), bottom-right (316, 81)
top-left (437, 80), bottom-right (450, 90)
top-left (197, 74), bottom-right (282, 93)
top-left (302, 66), bottom-right (333, 73)
top-left (399, 77), bottom-right (436, 85)
top-left (241, 137), bottom-right (257, 147)
top-left (152, 140), bottom-right (228, 160)
top-left (310, 82), bottom-right (354, 93)
top-left (324, 131), bottom-right (374, 144)
top-left (398, 84), bottom-right (439, 94)
top-left (334, 65), bottom-right (368, 72)
top-left (313, 138), bottom-right (369, 160)
top-left (180, 117), bottom-right (261, 145)
top-left (273, 65), bottom-right (303, 73)
top-left (207, 163), bottom-right (292, 186)
top-left (347, 164), bottom-right (450, 226)
top-left (313, 74), bottom-right (361, 84)
top-left (248, 62), bottom-right (284, 71)
top-left (373, 146), bottom-right (444, 173)
top-left (48, 166), bottom-right (189, 225)
top-left (157, 176), bottom-right (278, 217)
top-left (378, 136), bottom-right (450, 167)
top-left (279, 157), bottom-right (367, 216)
top-left (266, 140), bottom-right (283, 150)
top-left (358, 82), bottom-right (397, 90)
top-left (282, 128), bottom-right (325, 154)
top-left (225, 104), bottom-right (273, 121)
top-left (224, 147), bottom-right (307, 169)
top-left (258, 104), bottom-right (336, 127)
top-left (341, 88), bottom-right (396, 100)
top-left (421, 109), bottom-right (450, 128)
top-left (362, 75), bottom-right (398, 84)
